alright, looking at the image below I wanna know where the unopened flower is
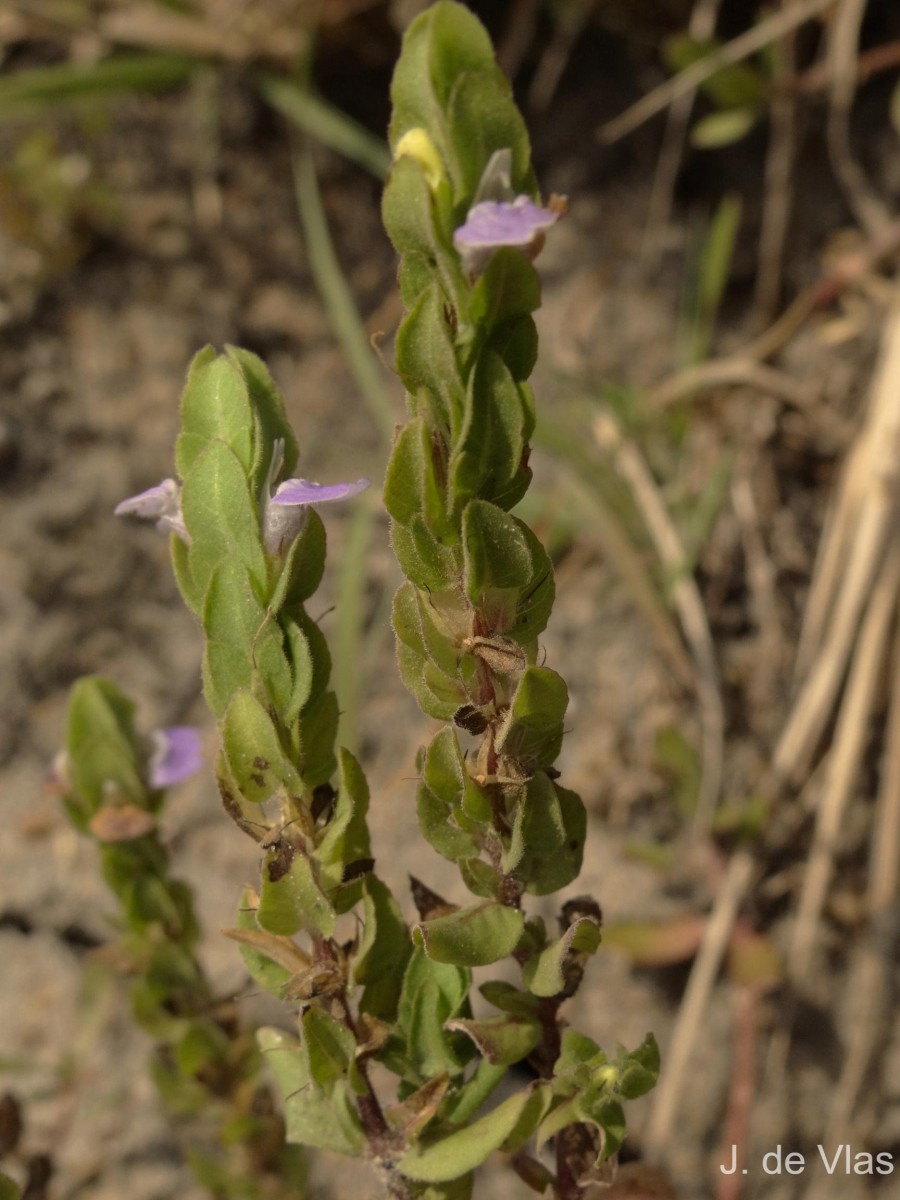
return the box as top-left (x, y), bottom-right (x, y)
top-left (453, 148), bottom-right (564, 276)
top-left (149, 726), bottom-right (203, 788)
top-left (114, 478), bottom-right (189, 544)
top-left (261, 439), bottom-right (369, 553)
top-left (394, 127), bottom-right (445, 191)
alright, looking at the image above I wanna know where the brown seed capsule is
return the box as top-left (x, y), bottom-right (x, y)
top-left (453, 704), bottom-right (489, 735)
top-left (462, 635), bottom-right (527, 674)
top-left (283, 959), bottom-right (345, 1002)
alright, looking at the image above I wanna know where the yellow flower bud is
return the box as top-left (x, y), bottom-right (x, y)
top-left (394, 128), bottom-right (445, 190)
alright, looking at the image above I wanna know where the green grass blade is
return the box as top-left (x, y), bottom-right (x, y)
top-left (291, 142), bottom-right (396, 441)
top-left (0, 54), bottom-right (198, 119)
top-left (259, 74), bottom-right (390, 180)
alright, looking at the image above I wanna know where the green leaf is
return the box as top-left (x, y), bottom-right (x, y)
top-left (415, 728), bottom-right (484, 860)
top-left (462, 499), bottom-right (532, 605)
top-left (393, 584), bottom-right (469, 720)
top-left (383, 154), bottom-right (445, 263)
top-left (182, 440), bottom-right (267, 602)
top-left (296, 688), bottom-right (339, 789)
top-left (446, 69), bottom-right (532, 203)
top-left (440, 1058), bottom-right (508, 1126)
top-left (691, 106), bottom-right (759, 148)
top-left (225, 344), bottom-right (299, 485)
top-left (397, 1085), bottom-right (549, 1183)
top-left (170, 531), bottom-right (203, 617)
top-left (233, 887), bottom-right (298, 997)
top-left (355, 877), bottom-right (410, 985)
top-left (283, 620), bottom-right (315, 726)
top-left (395, 283), bottom-right (464, 429)
top-left (505, 522), bottom-right (555, 643)
top-left (65, 677), bottom-right (144, 813)
top-left (176, 348), bottom-right (253, 479)
top-left (414, 900), bottom-right (524, 967)
top-left (446, 1013), bottom-right (541, 1066)
top-left (391, 518), bottom-right (461, 593)
top-left (257, 1026), bottom-right (366, 1156)
top-left (480, 980), bottom-right (536, 1013)
top-left (496, 666), bottom-right (568, 770)
top-left (504, 773), bottom-right (585, 895)
top-left (522, 917), bottom-right (601, 998)
top-left (257, 850), bottom-right (335, 937)
top-left (614, 1034), bottom-right (660, 1100)
top-left (450, 352), bottom-right (530, 513)
top-left (269, 509), bottom-right (327, 610)
top-left (458, 856), bottom-right (501, 899)
top-left (388, 0), bottom-right (501, 150)
top-left (301, 1006), bottom-right (356, 1087)
top-left (316, 747), bottom-right (372, 881)
top-left (221, 689), bottom-right (303, 803)
top-left (417, 774), bottom-right (480, 861)
top-left (470, 247), bottom-right (541, 328)
top-left (202, 560), bottom-right (291, 718)
top-left (384, 417), bottom-right (446, 531)
top-left (395, 949), bottom-right (471, 1081)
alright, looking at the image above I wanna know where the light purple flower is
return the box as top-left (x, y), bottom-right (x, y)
top-left (262, 439), bottom-right (369, 553)
top-left (453, 147), bottom-right (563, 276)
top-left (149, 726), bottom-right (203, 788)
top-left (114, 478), bottom-right (189, 544)
top-left (454, 196), bottom-right (560, 252)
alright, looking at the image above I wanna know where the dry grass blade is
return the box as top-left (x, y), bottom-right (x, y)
top-left (787, 535), bottom-right (900, 982)
top-left (642, 0), bottom-right (722, 268)
top-left (826, 0), bottom-right (893, 237)
top-left (99, 2), bottom-right (306, 64)
top-left (598, 0), bottom-right (837, 145)
top-left (592, 412), bottom-right (724, 834)
top-left (644, 851), bottom-right (756, 1162)
top-left (754, 4), bottom-right (800, 322)
top-left (822, 602), bottom-right (900, 1152)
top-left (647, 359), bottom-right (813, 410)
top-left (774, 303), bottom-right (900, 783)
top-left (528, 0), bottom-right (597, 111)
top-left (731, 461), bottom-right (785, 699)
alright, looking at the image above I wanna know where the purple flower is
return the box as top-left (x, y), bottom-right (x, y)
top-left (453, 148), bottom-right (564, 276)
top-left (261, 440), bottom-right (369, 553)
top-left (454, 196), bottom-right (560, 251)
top-left (115, 478), bottom-right (189, 544)
top-left (115, 442), bottom-right (369, 556)
top-left (149, 726), bottom-right (203, 788)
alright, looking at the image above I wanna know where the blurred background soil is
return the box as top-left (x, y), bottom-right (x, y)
top-left (2, 1), bottom-right (900, 1198)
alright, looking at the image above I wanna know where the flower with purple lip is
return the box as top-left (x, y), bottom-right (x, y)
top-left (261, 439), bottom-right (370, 553)
top-left (114, 478), bottom-right (189, 544)
top-left (148, 726), bottom-right (204, 789)
top-left (115, 441), bottom-right (369, 555)
top-left (453, 148), bottom-right (563, 276)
